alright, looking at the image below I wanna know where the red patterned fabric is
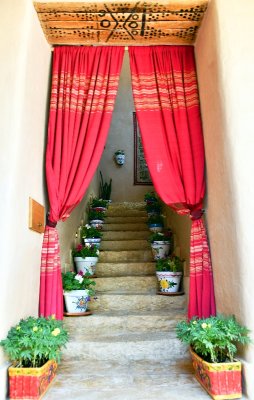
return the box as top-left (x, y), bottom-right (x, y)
top-left (129, 46), bottom-right (216, 318)
top-left (40, 46), bottom-right (124, 319)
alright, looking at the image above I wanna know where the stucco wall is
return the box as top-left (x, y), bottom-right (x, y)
top-left (98, 51), bottom-right (153, 202)
top-left (195, 0), bottom-right (254, 396)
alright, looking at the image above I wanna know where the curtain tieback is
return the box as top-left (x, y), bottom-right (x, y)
top-left (46, 214), bottom-right (57, 228)
top-left (190, 209), bottom-right (205, 221)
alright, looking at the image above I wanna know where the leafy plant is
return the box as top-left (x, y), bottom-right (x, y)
top-left (81, 224), bottom-right (103, 239)
top-left (156, 256), bottom-right (184, 272)
top-left (90, 197), bottom-right (108, 209)
top-left (147, 214), bottom-right (164, 225)
top-left (148, 230), bottom-right (172, 243)
top-left (146, 202), bottom-right (162, 214)
top-left (0, 316), bottom-right (69, 368)
top-left (62, 271), bottom-right (96, 295)
top-left (114, 150), bottom-right (125, 155)
top-left (176, 315), bottom-right (251, 363)
top-left (72, 243), bottom-right (99, 258)
top-left (88, 209), bottom-right (105, 221)
top-left (144, 191), bottom-right (158, 202)
top-left (99, 171), bottom-right (112, 200)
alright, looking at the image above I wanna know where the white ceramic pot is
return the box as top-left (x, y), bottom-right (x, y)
top-left (156, 271), bottom-right (182, 293)
top-left (151, 241), bottom-right (170, 260)
top-left (83, 238), bottom-right (101, 248)
top-left (91, 207), bottom-right (107, 212)
top-left (64, 290), bottom-right (90, 313)
top-left (89, 219), bottom-right (104, 229)
top-left (148, 223), bottom-right (163, 233)
top-left (74, 256), bottom-right (98, 275)
top-left (115, 154), bottom-right (125, 165)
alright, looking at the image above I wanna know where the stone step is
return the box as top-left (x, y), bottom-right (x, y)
top-left (100, 239), bottom-right (150, 251)
top-left (102, 231), bottom-right (150, 241)
top-left (105, 216), bottom-right (148, 224)
top-left (62, 331), bottom-right (188, 362)
top-left (106, 209), bottom-right (147, 217)
top-left (89, 293), bottom-right (186, 313)
top-left (44, 359), bottom-right (212, 400)
top-left (96, 262), bottom-right (155, 277)
top-left (95, 276), bottom-right (157, 294)
top-left (64, 310), bottom-right (185, 336)
top-left (103, 223), bottom-right (148, 231)
top-left (109, 202), bottom-right (146, 211)
top-left (99, 250), bottom-right (153, 263)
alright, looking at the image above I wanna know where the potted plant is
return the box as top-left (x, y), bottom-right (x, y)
top-left (114, 149), bottom-right (125, 165)
top-left (144, 191), bottom-right (158, 204)
top-left (88, 209), bottom-right (105, 229)
top-left (147, 214), bottom-right (164, 232)
top-left (0, 315), bottom-right (68, 399)
top-left (62, 271), bottom-right (96, 314)
top-left (90, 197), bottom-right (108, 212)
top-left (148, 230), bottom-right (172, 260)
top-left (145, 201), bottom-right (162, 216)
top-left (156, 256), bottom-right (183, 293)
top-left (99, 171), bottom-right (112, 201)
top-left (72, 243), bottom-right (99, 275)
top-left (176, 315), bottom-right (251, 399)
top-left (81, 224), bottom-right (103, 248)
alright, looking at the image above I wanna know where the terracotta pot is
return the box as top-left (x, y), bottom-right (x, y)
top-left (190, 348), bottom-right (242, 400)
top-left (8, 360), bottom-right (57, 399)
top-left (156, 271), bottom-right (182, 293)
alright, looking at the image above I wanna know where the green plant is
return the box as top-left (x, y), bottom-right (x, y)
top-left (146, 202), bottom-right (162, 214)
top-left (144, 191), bottom-right (158, 202)
top-left (176, 315), bottom-right (251, 363)
top-left (156, 256), bottom-right (183, 272)
top-left (72, 243), bottom-right (99, 258)
top-left (0, 316), bottom-right (69, 368)
top-left (114, 149), bottom-right (125, 155)
top-left (147, 214), bottom-right (164, 225)
top-left (90, 197), bottom-right (108, 209)
top-left (81, 224), bottom-right (103, 239)
top-left (99, 171), bottom-right (112, 200)
top-left (62, 271), bottom-right (96, 295)
top-left (148, 230), bottom-right (172, 243)
top-left (88, 209), bottom-right (105, 221)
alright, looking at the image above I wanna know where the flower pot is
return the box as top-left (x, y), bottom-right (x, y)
top-left (190, 348), bottom-right (242, 400)
top-left (89, 219), bottom-right (104, 229)
top-left (115, 154), bottom-right (125, 165)
top-left (63, 290), bottom-right (90, 313)
top-left (91, 206), bottom-right (107, 212)
top-left (148, 223), bottom-right (163, 233)
top-left (156, 271), bottom-right (182, 293)
top-left (151, 241), bottom-right (170, 260)
top-left (83, 238), bottom-right (101, 248)
top-left (8, 359), bottom-right (57, 399)
top-left (74, 256), bottom-right (98, 275)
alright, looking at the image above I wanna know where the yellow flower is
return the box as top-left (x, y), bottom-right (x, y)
top-left (208, 324), bottom-right (211, 328)
top-left (201, 323), bottom-right (208, 329)
top-left (51, 328), bottom-right (61, 336)
top-left (16, 326), bottom-right (21, 331)
top-left (160, 279), bottom-right (169, 289)
top-left (192, 321), bottom-right (197, 325)
top-left (33, 326), bottom-right (38, 332)
top-left (51, 314), bottom-right (56, 320)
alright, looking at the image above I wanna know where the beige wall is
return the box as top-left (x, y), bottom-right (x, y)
top-left (195, 0), bottom-right (254, 396)
top-left (98, 51), bottom-right (153, 202)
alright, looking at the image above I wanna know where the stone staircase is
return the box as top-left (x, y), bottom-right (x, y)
top-left (45, 202), bottom-right (210, 399)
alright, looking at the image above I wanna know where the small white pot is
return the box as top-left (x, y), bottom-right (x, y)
top-left (151, 241), bottom-right (170, 260)
top-left (83, 238), bottom-right (101, 248)
top-left (74, 257), bottom-right (98, 275)
top-left (64, 290), bottom-right (90, 313)
top-left (148, 223), bottom-right (163, 233)
top-left (156, 271), bottom-right (182, 293)
top-left (90, 219), bottom-right (104, 229)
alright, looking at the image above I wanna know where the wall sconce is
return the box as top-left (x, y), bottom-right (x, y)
top-left (114, 150), bottom-right (125, 166)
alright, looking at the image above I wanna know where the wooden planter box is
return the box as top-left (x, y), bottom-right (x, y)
top-left (9, 360), bottom-right (57, 399)
top-left (190, 348), bottom-right (242, 399)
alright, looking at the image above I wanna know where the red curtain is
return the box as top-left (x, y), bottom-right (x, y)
top-left (129, 46), bottom-right (216, 319)
top-left (40, 46), bottom-right (124, 319)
